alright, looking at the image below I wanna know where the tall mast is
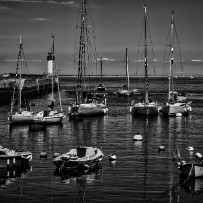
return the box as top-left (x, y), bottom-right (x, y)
top-left (76, 0), bottom-right (86, 104)
top-left (100, 56), bottom-right (103, 84)
top-left (144, 4), bottom-right (149, 104)
top-left (125, 47), bottom-right (130, 90)
top-left (51, 35), bottom-right (54, 100)
top-left (19, 35), bottom-right (22, 111)
top-left (170, 11), bottom-right (174, 102)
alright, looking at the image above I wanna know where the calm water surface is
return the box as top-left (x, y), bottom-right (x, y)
top-left (0, 77), bottom-right (203, 202)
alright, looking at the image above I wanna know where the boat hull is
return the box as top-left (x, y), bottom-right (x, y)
top-left (131, 103), bottom-right (159, 116)
top-left (0, 154), bottom-right (32, 168)
top-left (69, 104), bottom-right (107, 120)
top-left (179, 163), bottom-right (203, 178)
top-left (34, 111), bottom-right (64, 124)
top-left (42, 115), bottom-right (64, 124)
top-left (53, 147), bottom-right (104, 172)
top-left (117, 90), bottom-right (133, 97)
top-left (9, 115), bottom-right (34, 124)
top-left (162, 103), bottom-right (191, 116)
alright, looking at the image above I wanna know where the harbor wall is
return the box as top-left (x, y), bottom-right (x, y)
top-left (0, 74), bottom-right (57, 106)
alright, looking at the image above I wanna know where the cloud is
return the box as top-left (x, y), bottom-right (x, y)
top-left (31, 18), bottom-right (49, 21)
top-left (191, 59), bottom-right (203, 63)
top-left (98, 57), bottom-right (117, 62)
top-left (4, 59), bottom-right (43, 63)
top-left (47, 0), bottom-right (75, 5)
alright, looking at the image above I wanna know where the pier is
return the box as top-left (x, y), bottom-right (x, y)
top-left (0, 73), bottom-right (57, 106)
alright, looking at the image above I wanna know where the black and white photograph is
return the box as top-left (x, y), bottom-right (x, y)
top-left (0, 0), bottom-right (203, 202)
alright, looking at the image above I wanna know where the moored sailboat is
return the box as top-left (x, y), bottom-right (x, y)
top-left (162, 11), bottom-right (192, 116)
top-left (8, 37), bottom-right (35, 124)
top-left (130, 4), bottom-right (159, 116)
top-left (96, 57), bottom-right (106, 92)
top-left (68, 0), bottom-right (108, 120)
top-left (117, 48), bottom-right (136, 97)
top-left (34, 35), bottom-right (65, 124)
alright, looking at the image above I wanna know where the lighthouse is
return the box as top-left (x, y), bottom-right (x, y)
top-left (47, 35), bottom-right (55, 77)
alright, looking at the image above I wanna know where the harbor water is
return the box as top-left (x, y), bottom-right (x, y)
top-left (0, 76), bottom-right (203, 202)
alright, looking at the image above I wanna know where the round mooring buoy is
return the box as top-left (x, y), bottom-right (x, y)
top-left (176, 113), bottom-right (182, 117)
top-left (187, 146), bottom-right (194, 151)
top-left (53, 152), bottom-right (60, 158)
top-left (110, 160), bottom-right (116, 165)
top-left (158, 145), bottom-right (165, 152)
top-left (133, 134), bottom-right (143, 141)
top-left (109, 154), bottom-right (117, 161)
top-left (40, 151), bottom-right (47, 158)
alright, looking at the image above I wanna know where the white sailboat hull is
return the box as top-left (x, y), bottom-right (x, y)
top-left (42, 114), bottom-right (64, 124)
top-left (117, 89), bottom-right (133, 97)
top-left (162, 102), bottom-right (191, 116)
top-left (130, 102), bottom-right (159, 116)
top-left (34, 111), bottom-right (64, 124)
top-left (69, 103), bottom-right (108, 119)
top-left (9, 111), bottom-right (34, 124)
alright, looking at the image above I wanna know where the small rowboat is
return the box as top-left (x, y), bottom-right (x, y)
top-left (0, 145), bottom-right (32, 168)
top-left (53, 146), bottom-right (104, 172)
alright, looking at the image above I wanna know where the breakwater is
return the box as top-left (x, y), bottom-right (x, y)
top-left (0, 74), bottom-right (57, 106)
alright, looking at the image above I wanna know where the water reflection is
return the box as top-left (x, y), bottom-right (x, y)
top-left (0, 165), bottom-right (31, 190)
top-left (54, 167), bottom-right (103, 203)
top-left (179, 175), bottom-right (203, 196)
top-left (70, 116), bottom-right (107, 146)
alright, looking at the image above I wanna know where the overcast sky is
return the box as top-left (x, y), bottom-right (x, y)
top-left (0, 0), bottom-right (202, 76)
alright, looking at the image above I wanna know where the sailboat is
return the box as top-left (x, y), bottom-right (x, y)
top-left (162, 11), bottom-right (192, 116)
top-left (96, 57), bottom-right (106, 91)
top-left (8, 37), bottom-right (35, 124)
top-left (34, 35), bottom-right (65, 124)
top-left (68, 0), bottom-right (108, 120)
top-left (130, 4), bottom-right (159, 116)
top-left (117, 48), bottom-right (136, 97)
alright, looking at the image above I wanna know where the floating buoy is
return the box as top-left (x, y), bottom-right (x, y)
top-left (158, 145), bottom-right (165, 152)
top-left (40, 151), bottom-right (47, 158)
top-left (109, 154), bottom-right (116, 161)
top-left (133, 134), bottom-right (143, 141)
top-left (176, 113), bottom-right (182, 117)
top-left (187, 146), bottom-right (194, 151)
top-left (177, 161), bottom-right (181, 167)
top-left (53, 152), bottom-right (60, 158)
top-left (110, 160), bottom-right (116, 165)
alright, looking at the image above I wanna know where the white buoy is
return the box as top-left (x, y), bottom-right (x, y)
top-left (40, 151), bottom-right (47, 158)
top-left (187, 146), bottom-right (194, 151)
top-left (158, 145), bottom-right (165, 151)
top-left (176, 113), bottom-right (182, 117)
top-left (109, 154), bottom-right (116, 161)
top-left (133, 134), bottom-right (143, 141)
top-left (110, 160), bottom-right (116, 165)
top-left (53, 152), bottom-right (60, 158)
